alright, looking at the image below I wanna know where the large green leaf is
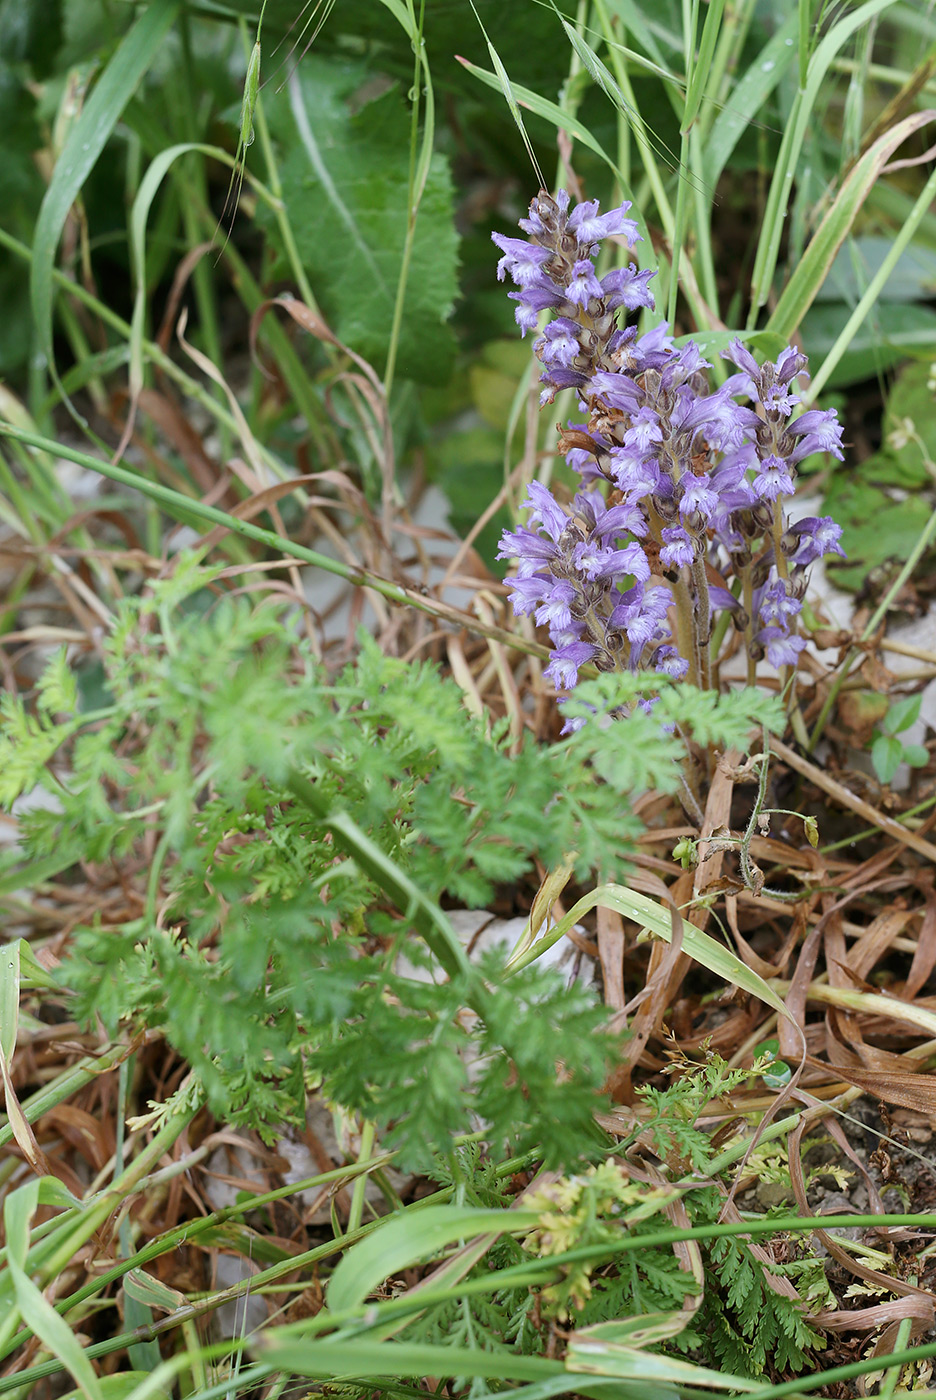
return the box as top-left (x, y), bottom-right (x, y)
top-left (265, 58), bottom-right (459, 386)
top-left (817, 236), bottom-right (936, 304)
top-left (822, 468), bottom-right (933, 592)
top-left (800, 301), bottom-right (936, 389)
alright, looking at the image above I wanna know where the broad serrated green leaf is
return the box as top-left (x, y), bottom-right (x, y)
top-left (265, 58), bottom-right (458, 386)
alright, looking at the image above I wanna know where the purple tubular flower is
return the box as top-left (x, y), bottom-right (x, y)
top-left (523, 480), bottom-right (569, 541)
top-left (757, 579), bottom-right (801, 627)
top-left (760, 628), bottom-right (807, 669)
top-left (538, 318), bottom-right (583, 369)
top-left (678, 474), bottom-right (719, 525)
top-left (790, 515), bottom-right (846, 566)
top-left (723, 338), bottom-right (759, 379)
top-left (592, 499), bottom-right (649, 539)
top-left (544, 640), bottom-right (597, 690)
top-left (787, 408), bottom-right (845, 461)
top-left (623, 406), bottom-right (663, 453)
top-left (753, 455), bottom-right (795, 501)
top-left (660, 526), bottom-right (695, 569)
top-left (608, 452), bottom-right (661, 498)
top-left (568, 199), bottom-right (640, 247)
top-left (776, 345), bottom-right (809, 385)
top-left (534, 579), bottom-right (577, 634)
top-left (491, 234), bottom-right (554, 285)
top-left (573, 538), bottom-right (649, 583)
top-left (652, 644), bottom-right (689, 680)
top-left (600, 265), bottom-right (655, 311)
top-left (566, 259), bottom-right (605, 307)
top-left (505, 574), bottom-right (553, 616)
top-left (497, 527), bottom-right (561, 577)
top-left (608, 583), bottom-right (672, 651)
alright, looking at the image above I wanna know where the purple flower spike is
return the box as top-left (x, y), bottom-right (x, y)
top-left (492, 190), bottom-right (847, 707)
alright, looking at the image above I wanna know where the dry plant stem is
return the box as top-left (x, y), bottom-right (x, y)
top-left (0, 422), bottom-right (550, 665)
top-left (771, 735), bottom-right (936, 864)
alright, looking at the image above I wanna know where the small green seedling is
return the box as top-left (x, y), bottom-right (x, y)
top-left (753, 1039), bottom-right (792, 1090)
top-left (869, 693), bottom-right (929, 785)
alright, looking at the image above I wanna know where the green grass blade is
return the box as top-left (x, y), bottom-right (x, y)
top-left (681, 0), bottom-right (727, 132)
top-left (8, 1257), bottom-right (103, 1400)
top-left (128, 140), bottom-right (276, 420)
top-left (327, 1204), bottom-right (537, 1314)
top-left (457, 57), bottom-right (617, 178)
top-left (0, 939), bottom-right (18, 1064)
top-left (255, 1336), bottom-right (561, 1383)
top-left (30, 0), bottom-right (181, 397)
top-left (766, 108), bottom-right (936, 342)
top-left (469, 10), bottom-right (545, 188)
top-left (507, 884), bottom-right (792, 1022)
top-left (567, 1327), bottom-right (758, 1392)
top-left (807, 158), bottom-right (936, 398)
top-left (748, 0), bottom-right (898, 325)
top-left (702, 11), bottom-right (798, 186)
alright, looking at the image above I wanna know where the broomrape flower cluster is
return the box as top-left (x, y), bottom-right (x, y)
top-left (493, 190), bottom-right (845, 726)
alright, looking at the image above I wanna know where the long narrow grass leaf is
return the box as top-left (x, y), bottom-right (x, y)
top-left (766, 109), bottom-right (936, 341)
top-left (456, 58), bottom-right (656, 254)
top-left (703, 11), bottom-right (798, 186)
top-left (682, 0), bottom-right (727, 131)
top-left (255, 1337), bottom-right (561, 1383)
top-left (30, 0), bottom-right (181, 395)
top-left (507, 883), bottom-right (791, 1021)
top-left (749, 0), bottom-right (898, 323)
top-left (327, 1204), bottom-right (537, 1313)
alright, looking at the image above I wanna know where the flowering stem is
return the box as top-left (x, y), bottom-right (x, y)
top-left (741, 565), bottom-right (757, 687)
top-left (771, 503), bottom-right (789, 582)
top-left (672, 574), bottom-right (700, 686)
top-left (690, 556), bottom-right (712, 691)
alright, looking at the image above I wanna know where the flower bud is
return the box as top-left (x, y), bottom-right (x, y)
top-left (751, 556), bottom-right (773, 588)
top-left (751, 502), bottom-right (775, 532)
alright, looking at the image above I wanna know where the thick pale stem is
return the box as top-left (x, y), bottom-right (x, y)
top-left (690, 555), bottom-right (712, 692)
top-left (741, 564), bottom-right (757, 687)
top-left (672, 574), bottom-right (699, 687)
